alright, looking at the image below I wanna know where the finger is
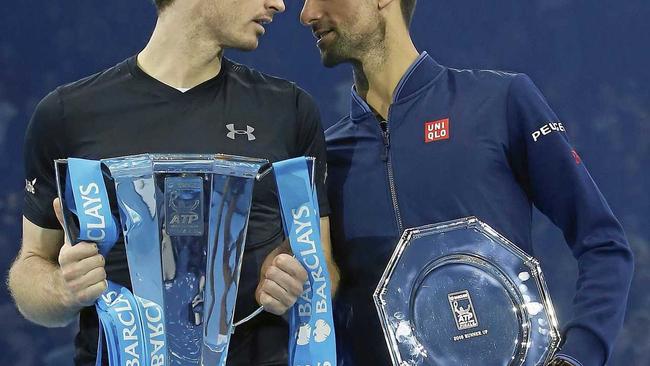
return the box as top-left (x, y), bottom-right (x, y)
top-left (67, 265), bottom-right (107, 292)
top-left (75, 280), bottom-right (108, 306)
top-left (61, 254), bottom-right (104, 283)
top-left (77, 253), bottom-right (105, 271)
top-left (52, 198), bottom-right (65, 229)
top-left (77, 267), bottom-right (107, 290)
top-left (59, 242), bottom-right (99, 265)
top-left (265, 265), bottom-right (304, 297)
top-left (259, 291), bottom-right (287, 315)
top-left (274, 254), bottom-right (308, 283)
top-left (260, 278), bottom-right (295, 307)
top-left (70, 254), bottom-right (105, 278)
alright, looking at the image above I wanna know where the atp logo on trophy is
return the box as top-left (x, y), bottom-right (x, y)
top-left (165, 176), bottom-right (204, 236)
top-left (448, 290), bottom-right (479, 331)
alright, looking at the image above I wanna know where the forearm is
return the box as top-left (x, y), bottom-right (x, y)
top-left (8, 254), bottom-right (81, 327)
top-left (327, 258), bottom-right (340, 296)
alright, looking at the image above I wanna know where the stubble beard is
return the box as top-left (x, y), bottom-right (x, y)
top-left (320, 17), bottom-right (387, 69)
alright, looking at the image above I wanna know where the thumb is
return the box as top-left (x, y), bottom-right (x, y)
top-left (52, 197), bottom-right (65, 229)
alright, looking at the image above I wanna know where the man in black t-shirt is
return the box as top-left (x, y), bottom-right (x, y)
top-left (8, 0), bottom-right (339, 365)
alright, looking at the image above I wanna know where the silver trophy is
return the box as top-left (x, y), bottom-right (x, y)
top-left (374, 217), bottom-right (560, 366)
top-left (55, 154), bottom-right (269, 365)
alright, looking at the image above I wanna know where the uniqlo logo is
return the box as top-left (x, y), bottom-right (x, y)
top-left (425, 118), bottom-right (450, 143)
top-left (571, 149), bottom-right (582, 165)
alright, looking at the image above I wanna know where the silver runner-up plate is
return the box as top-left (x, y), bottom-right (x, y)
top-left (374, 217), bottom-right (560, 366)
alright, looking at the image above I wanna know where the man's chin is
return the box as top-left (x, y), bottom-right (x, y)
top-left (236, 40), bottom-right (259, 52)
top-left (320, 50), bottom-right (346, 68)
top-left (226, 35), bottom-right (260, 52)
top-left (239, 43), bottom-right (258, 52)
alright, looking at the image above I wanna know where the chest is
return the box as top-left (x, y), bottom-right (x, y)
top-left (327, 92), bottom-right (529, 236)
top-left (334, 94), bottom-right (513, 190)
top-left (63, 95), bottom-right (297, 163)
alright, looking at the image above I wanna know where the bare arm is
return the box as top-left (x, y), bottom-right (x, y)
top-left (8, 217), bottom-right (80, 327)
top-left (318, 216), bottom-right (340, 295)
top-left (7, 199), bottom-right (107, 327)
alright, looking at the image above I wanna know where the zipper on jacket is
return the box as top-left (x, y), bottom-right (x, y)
top-left (379, 120), bottom-right (404, 233)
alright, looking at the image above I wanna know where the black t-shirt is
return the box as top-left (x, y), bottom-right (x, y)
top-left (23, 56), bottom-right (329, 365)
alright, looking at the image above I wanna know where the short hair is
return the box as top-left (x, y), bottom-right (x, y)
top-left (153, 0), bottom-right (175, 12)
top-left (401, 0), bottom-right (417, 27)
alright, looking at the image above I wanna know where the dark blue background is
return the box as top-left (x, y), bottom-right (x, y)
top-left (1, 1), bottom-right (648, 364)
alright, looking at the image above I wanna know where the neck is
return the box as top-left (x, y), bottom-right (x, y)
top-left (137, 11), bottom-right (224, 89)
top-left (353, 30), bottom-right (419, 120)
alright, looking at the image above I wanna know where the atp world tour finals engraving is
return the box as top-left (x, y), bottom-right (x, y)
top-left (374, 217), bottom-right (560, 366)
top-left (164, 176), bottom-right (204, 236)
top-left (447, 290), bottom-right (478, 330)
top-left (448, 290), bottom-right (478, 331)
top-left (447, 290), bottom-right (490, 343)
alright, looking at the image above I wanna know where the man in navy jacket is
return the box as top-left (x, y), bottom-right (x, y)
top-left (300, 0), bottom-right (634, 365)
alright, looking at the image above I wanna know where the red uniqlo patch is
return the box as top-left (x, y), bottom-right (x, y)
top-left (571, 149), bottom-right (582, 165)
top-left (425, 118), bottom-right (450, 143)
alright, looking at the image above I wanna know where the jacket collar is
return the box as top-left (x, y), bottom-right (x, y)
top-left (350, 52), bottom-right (446, 121)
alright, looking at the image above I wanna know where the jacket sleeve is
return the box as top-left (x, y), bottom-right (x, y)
top-left (506, 73), bottom-right (634, 366)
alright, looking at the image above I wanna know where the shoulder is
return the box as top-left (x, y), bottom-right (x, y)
top-left (26, 89), bottom-right (65, 142)
top-left (224, 58), bottom-right (301, 96)
top-left (26, 58), bottom-right (132, 140)
top-left (32, 58), bottom-right (134, 124)
top-left (224, 59), bottom-right (320, 119)
top-left (444, 65), bottom-right (529, 95)
top-left (324, 115), bottom-right (353, 141)
top-left (54, 58), bottom-right (132, 102)
top-left (445, 64), bottom-right (522, 84)
top-left (438, 66), bottom-right (545, 114)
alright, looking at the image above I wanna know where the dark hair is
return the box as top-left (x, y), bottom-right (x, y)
top-left (153, 0), bottom-right (175, 12)
top-left (401, 0), bottom-right (417, 27)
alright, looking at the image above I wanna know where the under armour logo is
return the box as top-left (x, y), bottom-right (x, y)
top-left (25, 178), bottom-right (36, 194)
top-left (226, 124), bottom-right (256, 141)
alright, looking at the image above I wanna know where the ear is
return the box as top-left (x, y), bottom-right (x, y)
top-left (378, 0), bottom-right (398, 10)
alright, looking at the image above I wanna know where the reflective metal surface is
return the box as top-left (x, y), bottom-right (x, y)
top-left (374, 217), bottom-right (560, 366)
top-left (56, 154), bottom-right (267, 366)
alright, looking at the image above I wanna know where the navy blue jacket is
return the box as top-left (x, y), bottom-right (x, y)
top-left (325, 52), bottom-right (633, 366)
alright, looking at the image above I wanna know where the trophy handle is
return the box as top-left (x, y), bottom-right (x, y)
top-left (232, 306), bottom-right (265, 331)
top-left (229, 159), bottom-right (314, 332)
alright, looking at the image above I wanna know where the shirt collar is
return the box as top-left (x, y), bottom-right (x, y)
top-left (350, 52), bottom-right (446, 121)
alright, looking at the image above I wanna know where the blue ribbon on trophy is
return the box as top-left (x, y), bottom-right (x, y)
top-left (64, 158), bottom-right (119, 255)
top-left (60, 155), bottom-right (336, 365)
top-left (273, 157), bottom-right (337, 366)
top-left (65, 158), bottom-right (164, 366)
